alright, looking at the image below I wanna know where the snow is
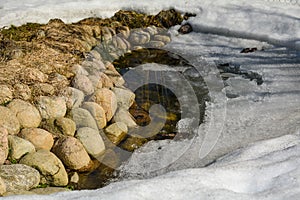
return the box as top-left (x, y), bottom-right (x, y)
top-left (1, 0), bottom-right (300, 199)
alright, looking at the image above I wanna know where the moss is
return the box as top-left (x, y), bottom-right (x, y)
top-left (1, 23), bottom-right (42, 41)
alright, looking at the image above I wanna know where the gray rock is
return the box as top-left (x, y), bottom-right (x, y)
top-left (55, 117), bottom-right (76, 137)
top-left (62, 87), bottom-right (85, 109)
top-left (0, 164), bottom-right (40, 192)
top-left (105, 122), bottom-right (128, 145)
top-left (0, 128), bottom-right (8, 164)
top-left (8, 99), bottom-right (42, 128)
top-left (76, 127), bottom-right (105, 158)
top-left (71, 108), bottom-right (98, 130)
top-left (0, 106), bottom-right (20, 135)
top-left (36, 96), bottom-right (67, 119)
top-left (20, 150), bottom-right (68, 186)
top-left (72, 74), bottom-right (94, 95)
top-left (19, 128), bottom-right (54, 150)
top-left (71, 64), bottom-right (89, 76)
top-left (8, 135), bottom-right (35, 160)
top-left (104, 69), bottom-right (125, 87)
top-left (112, 87), bottom-right (135, 110)
top-left (113, 109), bottom-right (137, 128)
top-left (0, 85), bottom-right (13, 105)
top-left (89, 88), bottom-right (117, 122)
top-left (81, 102), bottom-right (107, 129)
top-left (52, 137), bottom-right (92, 171)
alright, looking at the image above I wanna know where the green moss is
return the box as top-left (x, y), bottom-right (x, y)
top-left (1, 23), bottom-right (42, 41)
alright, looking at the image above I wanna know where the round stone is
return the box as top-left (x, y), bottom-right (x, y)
top-left (19, 128), bottom-right (54, 150)
top-left (81, 102), bottom-right (107, 129)
top-left (8, 135), bottom-right (35, 160)
top-left (0, 106), bottom-right (20, 135)
top-left (36, 96), bottom-right (67, 119)
top-left (0, 85), bottom-right (13, 105)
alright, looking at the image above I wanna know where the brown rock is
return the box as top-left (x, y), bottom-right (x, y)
top-left (55, 117), bottom-right (76, 137)
top-left (105, 122), bottom-right (128, 145)
top-left (0, 177), bottom-right (6, 196)
top-left (81, 102), bottom-right (107, 129)
top-left (19, 128), bottom-right (54, 150)
top-left (0, 106), bottom-right (20, 135)
top-left (13, 84), bottom-right (31, 101)
top-left (0, 85), bottom-right (13, 105)
top-left (7, 99), bottom-right (41, 128)
top-left (52, 137), bottom-right (92, 171)
top-left (8, 135), bottom-right (35, 160)
top-left (89, 88), bottom-right (117, 122)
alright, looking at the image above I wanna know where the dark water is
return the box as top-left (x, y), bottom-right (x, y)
top-left (75, 48), bottom-right (209, 190)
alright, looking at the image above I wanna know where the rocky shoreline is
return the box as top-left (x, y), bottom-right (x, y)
top-left (0, 9), bottom-right (185, 196)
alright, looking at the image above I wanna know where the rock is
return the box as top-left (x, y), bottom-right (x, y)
top-left (8, 135), bottom-right (35, 160)
top-left (7, 99), bottom-right (42, 128)
top-left (62, 87), bottom-right (85, 109)
top-left (36, 96), bottom-right (67, 119)
top-left (112, 36), bottom-right (129, 50)
top-left (21, 68), bottom-right (48, 83)
top-left (0, 85), bottom-right (13, 105)
top-left (0, 128), bottom-right (8, 164)
top-left (104, 70), bottom-right (125, 87)
top-left (153, 35), bottom-right (171, 43)
top-left (72, 74), bottom-right (94, 95)
top-left (76, 127), bottom-right (105, 158)
top-left (0, 177), bottom-right (6, 195)
top-left (145, 26), bottom-right (158, 35)
top-left (147, 41), bottom-right (165, 48)
top-left (81, 60), bottom-right (106, 75)
top-left (52, 137), bottom-right (92, 171)
top-left (0, 106), bottom-right (20, 135)
top-left (19, 128), bottom-right (54, 150)
top-left (89, 88), bottom-right (117, 122)
top-left (113, 109), bottom-right (137, 128)
top-left (81, 102), bottom-right (107, 129)
top-left (129, 30), bottom-right (151, 45)
top-left (120, 135), bottom-right (148, 152)
top-left (105, 122), bottom-right (128, 145)
top-left (0, 164), bottom-right (40, 192)
top-left (32, 83), bottom-right (55, 96)
top-left (112, 87), bottom-right (135, 110)
top-left (20, 150), bottom-right (68, 186)
top-left (71, 108), bottom-right (98, 130)
top-left (13, 84), bottom-right (31, 101)
top-left (71, 64), bottom-right (89, 76)
top-left (55, 117), bottom-right (76, 137)
top-left (30, 187), bottom-right (69, 195)
top-left (89, 49), bottom-right (102, 60)
top-left (99, 72), bottom-right (114, 89)
top-left (116, 26), bottom-right (130, 39)
top-left (88, 75), bottom-right (103, 90)
top-left (69, 172), bottom-right (79, 184)
top-left (178, 23), bottom-right (193, 34)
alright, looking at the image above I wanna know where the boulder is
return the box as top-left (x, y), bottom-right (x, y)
top-left (0, 106), bottom-right (20, 135)
top-left (112, 87), bottom-right (135, 109)
top-left (81, 102), bottom-right (107, 129)
top-left (71, 108), bottom-right (98, 130)
top-left (7, 99), bottom-right (42, 128)
top-left (76, 127), bottom-right (105, 158)
top-left (113, 109), bottom-right (137, 128)
top-left (0, 85), bottom-right (13, 105)
top-left (55, 117), bottom-right (76, 137)
top-left (89, 88), bottom-right (117, 121)
top-left (19, 128), bottom-right (54, 150)
top-left (72, 74), bottom-right (94, 95)
top-left (0, 164), bottom-right (40, 192)
top-left (13, 83), bottom-right (31, 101)
top-left (20, 150), bottom-right (68, 186)
top-left (62, 87), bottom-right (85, 109)
top-left (52, 137), bottom-right (92, 171)
top-left (0, 128), bottom-right (8, 164)
top-left (105, 122), bottom-right (128, 145)
top-left (36, 96), bottom-right (67, 119)
top-left (8, 135), bottom-right (35, 160)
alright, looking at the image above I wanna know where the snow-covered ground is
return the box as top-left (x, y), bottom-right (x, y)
top-left (1, 0), bottom-right (300, 199)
